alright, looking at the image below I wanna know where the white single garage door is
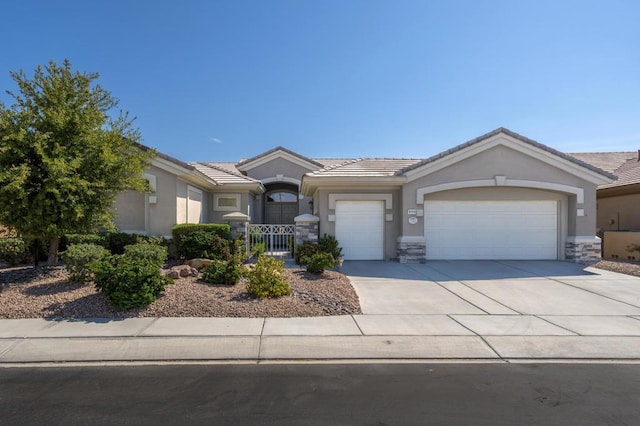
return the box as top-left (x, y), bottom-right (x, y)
top-left (335, 201), bottom-right (384, 260)
top-left (424, 201), bottom-right (558, 260)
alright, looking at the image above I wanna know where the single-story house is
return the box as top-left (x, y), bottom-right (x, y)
top-left (569, 151), bottom-right (640, 259)
top-left (113, 127), bottom-right (615, 263)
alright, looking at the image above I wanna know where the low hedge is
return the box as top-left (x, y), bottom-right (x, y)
top-left (171, 224), bottom-right (232, 260)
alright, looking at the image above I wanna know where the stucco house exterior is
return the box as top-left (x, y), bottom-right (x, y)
top-left (113, 128), bottom-right (615, 263)
top-left (569, 151), bottom-right (640, 259)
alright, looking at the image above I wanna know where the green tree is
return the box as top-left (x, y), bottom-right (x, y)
top-left (0, 59), bottom-right (154, 265)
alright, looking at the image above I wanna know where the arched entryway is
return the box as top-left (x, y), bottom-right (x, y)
top-left (264, 183), bottom-right (298, 224)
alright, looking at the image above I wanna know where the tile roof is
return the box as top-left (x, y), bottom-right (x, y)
top-left (567, 152), bottom-right (636, 174)
top-left (307, 158), bottom-right (422, 177)
top-left (398, 127), bottom-right (615, 179)
top-left (235, 146), bottom-right (324, 169)
top-left (191, 162), bottom-right (261, 185)
top-left (599, 158), bottom-right (640, 189)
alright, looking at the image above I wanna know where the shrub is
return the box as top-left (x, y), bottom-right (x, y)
top-left (202, 259), bottom-right (243, 285)
top-left (60, 234), bottom-right (107, 252)
top-left (318, 234), bottom-right (343, 261)
top-left (305, 252), bottom-right (336, 274)
top-left (0, 238), bottom-right (29, 266)
top-left (123, 243), bottom-right (167, 268)
top-left (62, 243), bottom-right (110, 283)
top-left (627, 244), bottom-right (640, 254)
top-left (250, 241), bottom-right (266, 258)
top-left (172, 223), bottom-right (231, 256)
top-left (294, 241), bottom-right (320, 265)
top-left (104, 232), bottom-right (141, 254)
top-left (92, 254), bottom-right (172, 310)
top-left (246, 256), bottom-right (291, 298)
top-left (177, 231), bottom-right (232, 260)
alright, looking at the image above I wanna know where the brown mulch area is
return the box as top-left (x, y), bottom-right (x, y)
top-left (0, 265), bottom-right (361, 319)
top-left (591, 259), bottom-right (640, 278)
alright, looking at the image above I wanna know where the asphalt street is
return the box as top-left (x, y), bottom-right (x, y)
top-left (1, 363), bottom-right (639, 425)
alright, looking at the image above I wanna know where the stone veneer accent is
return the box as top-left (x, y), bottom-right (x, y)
top-left (397, 237), bottom-right (426, 264)
top-left (565, 237), bottom-right (602, 262)
top-left (223, 212), bottom-right (250, 240)
top-left (294, 214), bottom-right (320, 246)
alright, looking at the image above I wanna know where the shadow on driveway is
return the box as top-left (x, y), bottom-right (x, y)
top-left (342, 260), bottom-right (597, 281)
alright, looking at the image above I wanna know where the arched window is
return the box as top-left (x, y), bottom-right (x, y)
top-left (267, 191), bottom-right (297, 203)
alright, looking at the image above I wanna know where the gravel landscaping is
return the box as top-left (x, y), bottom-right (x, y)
top-left (0, 264), bottom-right (361, 319)
top-left (591, 259), bottom-right (640, 277)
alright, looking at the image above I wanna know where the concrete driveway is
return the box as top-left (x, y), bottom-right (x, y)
top-left (343, 260), bottom-right (640, 338)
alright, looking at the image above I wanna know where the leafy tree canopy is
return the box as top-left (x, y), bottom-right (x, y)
top-left (0, 59), bottom-right (154, 263)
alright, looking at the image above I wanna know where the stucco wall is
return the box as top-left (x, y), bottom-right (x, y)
top-left (209, 191), bottom-right (253, 223)
top-left (315, 187), bottom-right (402, 260)
top-left (113, 164), bottom-right (180, 237)
top-left (401, 144), bottom-right (599, 238)
top-left (244, 158), bottom-right (314, 182)
top-left (597, 193), bottom-right (640, 232)
top-left (113, 191), bottom-right (146, 233)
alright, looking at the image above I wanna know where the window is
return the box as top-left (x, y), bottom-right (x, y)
top-left (214, 194), bottom-right (241, 211)
top-left (267, 191), bottom-right (297, 203)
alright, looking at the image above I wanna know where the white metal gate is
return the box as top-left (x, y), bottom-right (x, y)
top-left (248, 224), bottom-right (295, 258)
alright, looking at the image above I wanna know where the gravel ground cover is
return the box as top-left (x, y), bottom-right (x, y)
top-left (0, 265), bottom-right (361, 319)
top-left (591, 259), bottom-right (640, 278)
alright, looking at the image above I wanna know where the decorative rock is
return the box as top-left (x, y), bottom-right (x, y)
top-left (179, 266), bottom-right (192, 277)
top-left (166, 270), bottom-right (179, 280)
top-left (185, 258), bottom-right (214, 270)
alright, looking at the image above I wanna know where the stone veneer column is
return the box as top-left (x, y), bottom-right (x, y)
top-left (397, 236), bottom-right (426, 264)
top-left (294, 214), bottom-right (320, 246)
top-left (565, 236), bottom-right (602, 263)
top-left (223, 212), bottom-right (250, 240)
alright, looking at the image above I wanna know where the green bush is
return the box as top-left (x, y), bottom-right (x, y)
top-left (305, 252), bottom-right (336, 274)
top-left (172, 224), bottom-right (231, 254)
top-left (103, 232), bottom-right (141, 254)
top-left (246, 256), bottom-right (291, 298)
top-left (250, 241), bottom-right (266, 258)
top-left (318, 234), bottom-right (343, 261)
top-left (123, 243), bottom-right (167, 268)
top-left (92, 254), bottom-right (172, 310)
top-left (202, 259), bottom-right (243, 285)
top-left (0, 238), bottom-right (29, 265)
top-left (294, 241), bottom-right (320, 265)
top-left (62, 243), bottom-right (110, 283)
top-left (177, 231), bottom-right (232, 260)
top-left (60, 234), bottom-right (107, 252)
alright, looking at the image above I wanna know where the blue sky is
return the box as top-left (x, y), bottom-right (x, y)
top-left (1, 0), bottom-right (638, 162)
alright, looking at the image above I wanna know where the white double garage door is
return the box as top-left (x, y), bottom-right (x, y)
top-left (334, 200), bottom-right (558, 260)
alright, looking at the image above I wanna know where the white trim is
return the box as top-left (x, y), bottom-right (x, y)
top-left (151, 157), bottom-right (191, 176)
top-left (238, 150), bottom-right (319, 171)
top-left (261, 176), bottom-right (301, 186)
top-left (416, 178), bottom-right (584, 204)
top-left (566, 236), bottom-right (601, 243)
top-left (404, 133), bottom-right (613, 185)
top-left (214, 193), bottom-right (241, 211)
top-left (397, 236), bottom-right (426, 244)
top-left (329, 193), bottom-right (393, 210)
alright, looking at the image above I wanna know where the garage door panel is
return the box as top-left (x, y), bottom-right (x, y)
top-left (335, 201), bottom-right (384, 260)
top-left (425, 201), bottom-right (558, 260)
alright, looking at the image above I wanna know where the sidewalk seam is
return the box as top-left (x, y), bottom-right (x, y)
top-left (136, 318), bottom-right (160, 337)
top-left (447, 314), bottom-right (504, 361)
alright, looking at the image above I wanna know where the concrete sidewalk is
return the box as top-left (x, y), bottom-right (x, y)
top-left (2, 315), bottom-right (640, 363)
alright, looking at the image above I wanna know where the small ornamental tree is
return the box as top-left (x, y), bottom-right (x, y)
top-left (0, 60), bottom-right (154, 265)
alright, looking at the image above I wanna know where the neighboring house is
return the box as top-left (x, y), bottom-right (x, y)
top-left (569, 151), bottom-right (640, 232)
top-left (113, 128), bottom-right (615, 263)
top-left (569, 151), bottom-right (640, 260)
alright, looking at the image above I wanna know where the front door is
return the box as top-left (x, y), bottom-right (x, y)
top-left (265, 191), bottom-right (298, 224)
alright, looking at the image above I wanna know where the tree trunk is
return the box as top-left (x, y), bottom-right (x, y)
top-left (32, 238), bottom-right (39, 267)
top-left (47, 237), bottom-right (59, 265)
